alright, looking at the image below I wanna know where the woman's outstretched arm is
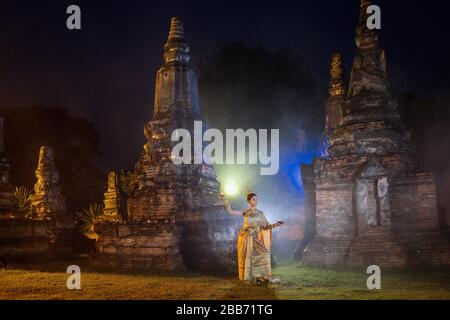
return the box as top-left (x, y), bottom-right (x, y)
top-left (260, 212), bottom-right (284, 229)
top-left (221, 195), bottom-right (243, 216)
top-left (261, 221), bottom-right (284, 230)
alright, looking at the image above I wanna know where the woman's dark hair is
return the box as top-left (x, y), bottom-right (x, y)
top-left (247, 192), bottom-right (258, 202)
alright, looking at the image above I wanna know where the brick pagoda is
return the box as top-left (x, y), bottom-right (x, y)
top-left (94, 18), bottom-right (240, 272)
top-left (300, 0), bottom-right (450, 268)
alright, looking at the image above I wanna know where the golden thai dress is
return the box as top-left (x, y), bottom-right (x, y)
top-left (238, 208), bottom-right (273, 281)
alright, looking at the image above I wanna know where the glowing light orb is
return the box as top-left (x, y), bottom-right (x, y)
top-left (224, 181), bottom-right (239, 196)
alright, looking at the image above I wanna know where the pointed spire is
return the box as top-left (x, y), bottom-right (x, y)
top-left (329, 53), bottom-right (346, 97)
top-left (355, 0), bottom-right (377, 48)
top-left (163, 17), bottom-right (190, 64)
top-left (168, 17), bottom-right (185, 40)
top-left (359, 0), bottom-right (372, 21)
top-left (347, 0), bottom-right (389, 97)
top-left (324, 53), bottom-right (346, 139)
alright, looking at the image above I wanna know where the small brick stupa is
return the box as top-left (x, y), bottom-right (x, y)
top-left (1, 145), bottom-right (72, 262)
top-left (30, 146), bottom-right (67, 221)
top-left (94, 18), bottom-right (240, 272)
top-left (101, 172), bottom-right (126, 222)
top-left (300, 0), bottom-right (450, 268)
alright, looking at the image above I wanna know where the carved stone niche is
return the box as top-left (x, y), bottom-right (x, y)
top-left (354, 160), bottom-right (391, 234)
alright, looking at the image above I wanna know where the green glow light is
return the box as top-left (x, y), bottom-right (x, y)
top-left (224, 180), bottom-right (239, 196)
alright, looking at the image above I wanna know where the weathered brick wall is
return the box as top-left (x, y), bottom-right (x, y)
top-left (315, 184), bottom-right (355, 238)
top-left (303, 237), bottom-right (354, 267)
top-left (346, 228), bottom-right (408, 268)
top-left (94, 213), bottom-right (242, 273)
top-left (302, 155), bottom-right (450, 268)
top-left (397, 230), bottom-right (450, 266)
top-left (180, 213), bottom-right (241, 273)
top-left (0, 219), bottom-right (51, 263)
top-left (94, 222), bottom-right (183, 271)
top-left (390, 174), bottom-right (440, 232)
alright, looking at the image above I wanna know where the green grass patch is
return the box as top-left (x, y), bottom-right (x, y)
top-left (0, 261), bottom-right (449, 300)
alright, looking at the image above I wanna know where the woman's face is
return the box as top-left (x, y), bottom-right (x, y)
top-left (248, 196), bottom-right (258, 208)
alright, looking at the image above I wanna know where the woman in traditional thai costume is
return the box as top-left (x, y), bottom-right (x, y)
top-left (223, 192), bottom-right (283, 283)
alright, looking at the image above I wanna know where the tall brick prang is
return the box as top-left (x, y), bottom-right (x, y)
top-left (300, 0), bottom-right (450, 268)
top-left (94, 18), bottom-right (241, 272)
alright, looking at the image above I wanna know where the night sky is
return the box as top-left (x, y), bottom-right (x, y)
top-left (1, 0), bottom-right (450, 171)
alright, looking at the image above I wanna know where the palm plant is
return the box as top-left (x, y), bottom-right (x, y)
top-left (77, 203), bottom-right (104, 234)
top-left (13, 186), bottom-right (32, 216)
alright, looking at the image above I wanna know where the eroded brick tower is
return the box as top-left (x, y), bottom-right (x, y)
top-left (94, 18), bottom-right (240, 271)
top-left (129, 17), bottom-right (221, 221)
top-left (301, 0), bottom-right (450, 268)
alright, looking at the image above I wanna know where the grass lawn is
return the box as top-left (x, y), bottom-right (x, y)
top-left (1, 261), bottom-right (449, 300)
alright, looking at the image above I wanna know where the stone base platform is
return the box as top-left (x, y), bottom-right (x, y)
top-left (93, 222), bottom-right (184, 271)
top-left (346, 228), bottom-right (408, 268)
top-left (0, 217), bottom-right (95, 264)
top-left (397, 230), bottom-right (450, 267)
top-left (301, 237), bottom-right (354, 268)
top-left (303, 227), bottom-right (450, 269)
top-left (0, 218), bottom-right (52, 263)
top-left (93, 213), bottom-right (242, 273)
top-left (178, 214), bottom-right (241, 274)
